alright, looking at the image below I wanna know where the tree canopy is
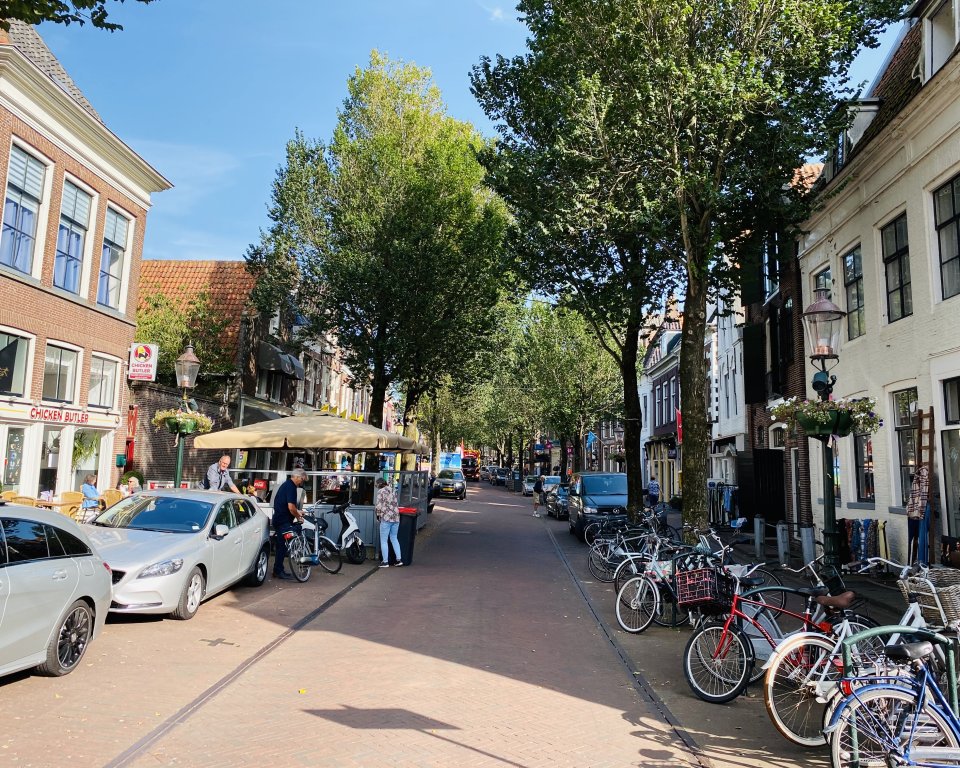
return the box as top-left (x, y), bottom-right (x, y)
top-left (0, 0), bottom-right (155, 30)
top-left (246, 51), bottom-right (511, 428)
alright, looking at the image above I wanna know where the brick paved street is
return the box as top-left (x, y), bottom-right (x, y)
top-left (0, 481), bottom-right (877, 767)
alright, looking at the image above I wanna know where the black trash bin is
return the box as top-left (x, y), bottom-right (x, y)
top-left (389, 507), bottom-right (418, 565)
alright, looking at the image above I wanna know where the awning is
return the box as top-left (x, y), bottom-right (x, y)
top-left (242, 403), bottom-right (287, 426)
top-left (257, 342), bottom-right (304, 379)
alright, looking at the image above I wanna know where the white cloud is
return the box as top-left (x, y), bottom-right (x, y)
top-left (477, 1), bottom-right (506, 22)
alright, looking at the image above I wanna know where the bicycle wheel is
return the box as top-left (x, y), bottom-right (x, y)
top-left (652, 585), bottom-right (691, 627)
top-left (751, 568), bottom-right (784, 607)
top-left (829, 686), bottom-right (958, 767)
top-left (287, 535), bottom-right (312, 583)
top-left (583, 522), bottom-right (602, 545)
top-left (764, 633), bottom-right (840, 747)
top-left (613, 556), bottom-right (645, 594)
top-left (615, 575), bottom-right (659, 634)
top-left (588, 545), bottom-right (617, 582)
top-left (683, 622), bottom-right (753, 703)
top-left (315, 536), bottom-right (343, 574)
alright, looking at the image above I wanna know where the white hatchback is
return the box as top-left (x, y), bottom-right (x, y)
top-left (0, 504), bottom-right (112, 679)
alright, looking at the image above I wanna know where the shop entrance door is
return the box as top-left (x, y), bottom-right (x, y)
top-left (38, 426), bottom-right (62, 497)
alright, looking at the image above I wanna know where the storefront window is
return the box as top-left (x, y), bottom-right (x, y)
top-left (893, 387), bottom-right (919, 505)
top-left (38, 426), bottom-right (62, 497)
top-left (72, 430), bottom-right (101, 491)
top-left (3, 427), bottom-right (24, 494)
top-left (43, 345), bottom-right (78, 403)
top-left (0, 331), bottom-right (29, 396)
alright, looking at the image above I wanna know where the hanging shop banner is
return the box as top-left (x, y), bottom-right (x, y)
top-left (128, 343), bottom-right (159, 382)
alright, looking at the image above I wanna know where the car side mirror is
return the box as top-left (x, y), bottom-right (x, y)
top-left (214, 523), bottom-right (229, 538)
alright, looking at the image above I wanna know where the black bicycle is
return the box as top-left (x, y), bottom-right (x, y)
top-left (283, 512), bottom-right (343, 581)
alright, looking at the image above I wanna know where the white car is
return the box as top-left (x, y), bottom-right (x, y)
top-left (85, 490), bottom-right (270, 620)
top-left (0, 504), bottom-right (112, 678)
top-left (522, 475), bottom-right (538, 496)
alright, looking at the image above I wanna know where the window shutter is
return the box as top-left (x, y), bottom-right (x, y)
top-left (743, 323), bottom-right (766, 404)
top-left (8, 146), bottom-right (45, 199)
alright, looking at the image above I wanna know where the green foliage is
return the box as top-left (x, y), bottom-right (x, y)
top-left (771, 396), bottom-right (882, 434)
top-left (134, 290), bottom-right (234, 389)
top-left (246, 51), bottom-right (512, 427)
top-left (0, 0), bottom-right (156, 30)
top-left (71, 430), bottom-right (99, 469)
top-left (151, 408), bottom-right (214, 434)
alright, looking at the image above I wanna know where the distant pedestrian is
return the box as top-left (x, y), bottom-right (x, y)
top-left (647, 477), bottom-right (660, 508)
top-left (272, 469), bottom-right (306, 580)
top-left (204, 453), bottom-right (240, 493)
top-left (120, 476), bottom-right (141, 498)
top-left (532, 475), bottom-right (544, 517)
top-left (376, 478), bottom-right (402, 567)
top-left (80, 473), bottom-right (100, 521)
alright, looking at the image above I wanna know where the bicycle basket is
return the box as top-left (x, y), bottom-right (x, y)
top-left (675, 567), bottom-right (734, 613)
top-left (897, 569), bottom-right (960, 625)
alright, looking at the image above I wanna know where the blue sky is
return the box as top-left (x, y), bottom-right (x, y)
top-left (37, 2), bottom-right (900, 264)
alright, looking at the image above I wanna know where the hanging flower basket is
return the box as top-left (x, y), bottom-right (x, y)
top-left (152, 409), bottom-right (213, 435)
top-left (771, 397), bottom-right (882, 437)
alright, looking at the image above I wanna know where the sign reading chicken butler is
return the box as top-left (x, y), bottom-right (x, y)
top-left (128, 343), bottom-right (159, 382)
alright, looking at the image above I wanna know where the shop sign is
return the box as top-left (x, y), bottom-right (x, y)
top-left (667, 448), bottom-right (677, 459)
top-left (29, 406), bottom-right (89, 424)
top-left (253, 479), bottom-right (268, 490)
top-left (128, 343), bottom-right (159, 382)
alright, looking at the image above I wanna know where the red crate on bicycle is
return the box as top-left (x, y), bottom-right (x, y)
top-left (675, 567), bottom-right (733, 612)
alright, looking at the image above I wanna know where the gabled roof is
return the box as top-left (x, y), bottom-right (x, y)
top-left (850, 22), bottom-right (922, 158)
top-left (792, 163), bottom-right (824, 192)
top-left (139, 260), bottom-right (256, 351)
top-left (0, 20), bottom-right (103, 123)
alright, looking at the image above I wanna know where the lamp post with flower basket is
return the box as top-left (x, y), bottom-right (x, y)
top-left (150, 345), bottom-right (209, 489)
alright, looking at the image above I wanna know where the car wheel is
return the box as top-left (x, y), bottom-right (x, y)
top-left (37, 599), bottom-right (93, 677)
top-left (172, 567), bottom-right (204, 620)
top-left (574, 517), bottom-right (585, 542)
top-left (245, 545), bottom-right (269, 587)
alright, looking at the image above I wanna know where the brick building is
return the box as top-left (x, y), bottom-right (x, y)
top-left (0, 22), bottom-right (169, 497)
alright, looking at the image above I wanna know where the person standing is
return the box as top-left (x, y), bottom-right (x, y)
top-left (80, 473), bottom-right (100, 522)
top-left (375, 478), bottom-right (402, 568)
top-left (205, 453), bottom-right (240, 493)
top-left (532, 475), bottom-right (544, 517)
top-left (647, 476), bottom-right (661, 508)
top-left (272, 468), bottom-right (306, 580)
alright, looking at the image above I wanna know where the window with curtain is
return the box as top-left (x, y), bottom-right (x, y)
top-left (88, 356), bottom-right (117, 409)
top-left (882, 214), bottom-right (912, 322)
top-left (934, 174), bottom-right (960, 299)
top-left (55, 181), bottom-right (92, 294)
top-left (893, 387), bottom-right (919, 505)
top-left (97, 208), bottom-right (129, 309)
top-left (855, 433), bottom-right (875, 502)
top-left (0, 331), bottom-right (29, 396)
top-left (844, 246), bottom-right (865, 339)
top-left (0, 145), bottom-right (45, 275)
top-left (42, 345), bottom-right (78, 403)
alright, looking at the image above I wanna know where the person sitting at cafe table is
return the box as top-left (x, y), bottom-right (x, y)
top-left (81, 473), bottom-right (100, 521)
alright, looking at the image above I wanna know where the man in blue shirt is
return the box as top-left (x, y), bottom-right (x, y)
top-left (272, 468), bottom-right (306, 580)
top-left (205, 454), bottom-right (240, 493)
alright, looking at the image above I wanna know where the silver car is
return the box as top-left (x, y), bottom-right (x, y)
top-left (85, 490), bottom-right (270, 620)
top-left (0, 504), bottom-right (112, 678)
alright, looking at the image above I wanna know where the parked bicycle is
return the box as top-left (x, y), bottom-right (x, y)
top-left (283, 511), bottom-right (343, 581)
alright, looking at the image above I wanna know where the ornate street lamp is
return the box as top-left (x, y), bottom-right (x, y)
top-left (172, 345), bottom-right (200, 488)
top-left (613, 422), bottom-right (625, 470)
top-left (801, 289), bottom-right (846, 566)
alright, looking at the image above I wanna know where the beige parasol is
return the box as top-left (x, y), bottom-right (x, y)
top-left (193, 413), bottom-right (427, 453)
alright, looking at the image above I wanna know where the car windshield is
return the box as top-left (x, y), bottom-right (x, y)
top-left (91, 495), bottom-right (214, 533)
top-left (581, 475), bottom-right (628, 495)
top-left (525, 476), bottom-right (538, 483)
top-left (438, 470), bottom-right (464, 480)
top-left (543, 476), bottom-right (560, 487)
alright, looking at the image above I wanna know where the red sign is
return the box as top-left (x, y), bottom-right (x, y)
top-left (29, 406), bottom-right (89, 424)
top-left (128, 343), bottom-right (158, 382)
top-left (253, 479), bottom-right (268, 490)
top-left (127, 406), bottom-right (139, 436)
top-left (676, 408), bottom-right (683, 444)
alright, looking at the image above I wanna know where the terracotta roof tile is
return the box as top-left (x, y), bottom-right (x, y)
top-left (139, 260), bottom-right (255, 351)
top-left (792, 163), bottom-right (824, 192)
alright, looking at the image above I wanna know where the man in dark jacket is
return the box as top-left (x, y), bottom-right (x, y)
top-left (272, 468), bottom-right (306, 580)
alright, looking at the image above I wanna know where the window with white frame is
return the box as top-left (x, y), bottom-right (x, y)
top-left (843, 246), bottom-right (865, 339)
top-left (893, 387), bottom-right (919, 506)
top-left (854, 433), bottom-right (875, 502)
top-left (256, 368), bottom-right (282, 403)
top-left (42, 344), bottom-right (78, 403)
top-left (88, 356), bottom-right (118, 409)
top-left (763, 231), bottom-right (781, 299)
top-left (97, 208), bottom-right (129, 309)
top-left (655, 385), bottom-right (662, 426)
top-left (1, 145), bottom-right (45, 276)
top-left (934, 174), bottom-right (960, 300)
top-left (0, 330), bottom-right (29, 396)
top-left (814, 266), bottom-right (832, 299)
top-left (882, 214), bottom-right (912, 322)
top-left (770, 425), bottom-right (786, 449)
top-left (927, 0), bottom-right (957, 80)
top-left (55, 181), bottom-right (92, 294)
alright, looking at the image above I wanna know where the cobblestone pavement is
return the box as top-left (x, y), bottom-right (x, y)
top-left (3, 483), bottom-right (908, 767)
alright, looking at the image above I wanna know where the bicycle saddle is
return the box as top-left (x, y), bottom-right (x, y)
top-left (814, 590), bottom-right (856, 610)
top-left (884, 640), bottom-right (934, 662)
top-left (740, 576), bottom-right (766, 588)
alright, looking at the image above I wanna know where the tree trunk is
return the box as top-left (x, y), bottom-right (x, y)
top-left (679, 266), bottom-right (710, 529)
top-left (620, 316), bottom-right (643, 519)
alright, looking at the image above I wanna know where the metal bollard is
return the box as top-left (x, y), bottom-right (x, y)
top-left (754, 516), bottom-right (765, 562)
top-left (776, 522), bottom-right (790, 566)
top-left (800, 526), bottom-right (816, 566)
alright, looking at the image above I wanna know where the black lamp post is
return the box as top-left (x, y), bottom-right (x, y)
top-left (613, 423), bottom-right (625, 470)
top-left (172, 344), bottom-right (200, 489)
top-left (801, 288), bottom-right (846, 566)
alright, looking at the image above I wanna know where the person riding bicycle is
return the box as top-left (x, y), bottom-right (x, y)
top-left (272, 468), bottom-right (306, 580)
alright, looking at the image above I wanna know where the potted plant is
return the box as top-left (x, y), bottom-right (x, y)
top-left (770, 397), bottom-right (883, 437)
top-left (151, 408), bottom-right (213, 435)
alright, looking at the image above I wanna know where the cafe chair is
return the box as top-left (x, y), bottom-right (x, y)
top-left (60, 491), bottom-right (85, 522)
top-left (11, 496), bottom-right (37, 507)
top-left (0, 490), bottom-right (16, 501)
top-left (100, 489), bottom-right (123, 509)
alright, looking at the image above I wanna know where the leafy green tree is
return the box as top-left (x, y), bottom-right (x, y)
top-left (0, 0), bottom-right (155, 30)
top-left (246, 51), bottom-right (510, 429)
top-left (135, 290), bottom-right (234, 390)
top-left (473, 0), bottom-right (901, 521)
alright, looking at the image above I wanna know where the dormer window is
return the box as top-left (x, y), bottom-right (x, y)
top-left (927, 0), bottom-right (957, 79)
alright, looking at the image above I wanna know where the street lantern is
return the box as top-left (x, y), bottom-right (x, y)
top-left (801, 289), bottom-right (846, 568)
top-left (172, 345), bottom-right (201, 489)
top-left (174, 344), bottom-right (201, 391)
